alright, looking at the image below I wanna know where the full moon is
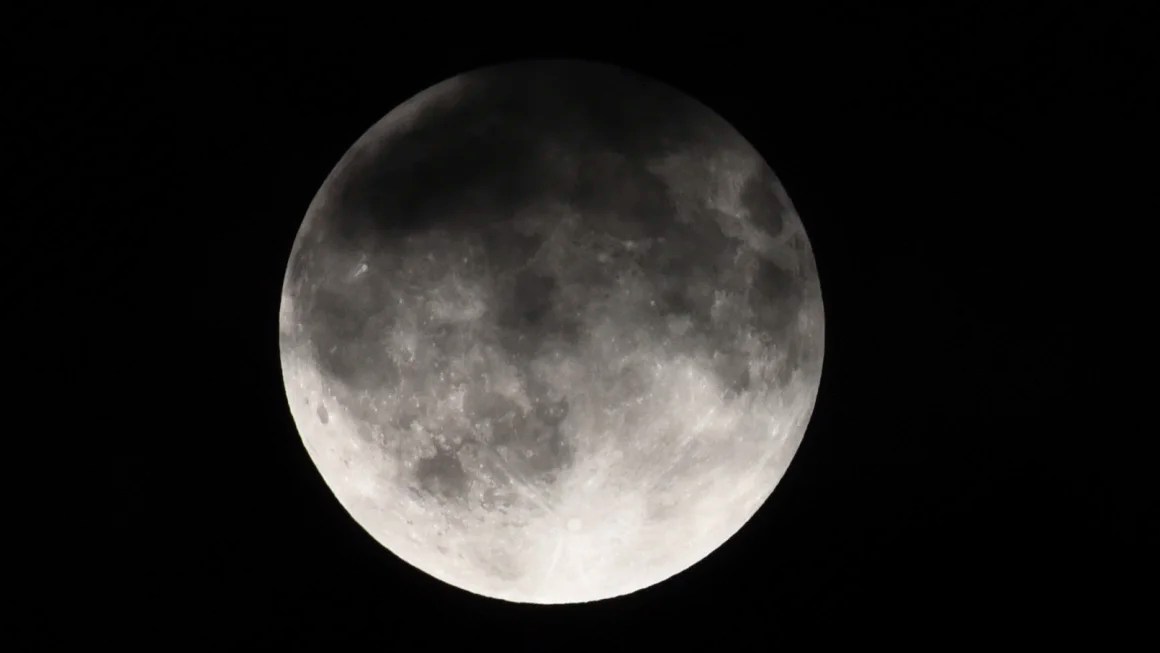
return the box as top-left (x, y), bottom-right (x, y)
top-left (279, 60), bottom-right (824, 604)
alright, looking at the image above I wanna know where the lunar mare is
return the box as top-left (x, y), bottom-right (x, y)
top-left (279, 60), bottom-right (824, 604)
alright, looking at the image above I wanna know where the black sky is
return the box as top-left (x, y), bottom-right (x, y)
top-left (21, 6), bottom-right (1153, 647)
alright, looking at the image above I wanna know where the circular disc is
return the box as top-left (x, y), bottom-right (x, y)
top-left (279, 59), bottom-right (824, 604)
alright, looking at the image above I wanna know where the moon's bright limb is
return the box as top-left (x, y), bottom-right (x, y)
top-left (279, 60), bottom-right (824, 604)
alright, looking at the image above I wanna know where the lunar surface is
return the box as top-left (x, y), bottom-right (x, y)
top-left (279, 60), bottom-right (824, 604)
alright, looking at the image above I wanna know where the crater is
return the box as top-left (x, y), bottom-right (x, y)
top-left (503, 270), bottom-right (556, 329)
top-left (414, 446), bottom-right (470, 501)
top-left (739, 172), bottom-right (787, 239)
top-left (712, 351), bottom-right (752, 395)
top-left (748, 256), bottom-right (801, 335)
top-left (312, 333), bottom-right (402, 393)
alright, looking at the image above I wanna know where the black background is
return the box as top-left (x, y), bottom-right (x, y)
top-left (20, 5), bottom-right (1154, 647)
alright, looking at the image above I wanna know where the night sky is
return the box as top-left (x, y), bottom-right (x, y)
top-left (23, 6), bottom-right (1152, 647)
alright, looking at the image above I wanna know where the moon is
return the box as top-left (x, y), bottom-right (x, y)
top-left (279, 60), bottom-right (824, 604)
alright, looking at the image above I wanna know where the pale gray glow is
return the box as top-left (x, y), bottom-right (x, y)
top-left (279, 60), bottom-right (824, 604)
